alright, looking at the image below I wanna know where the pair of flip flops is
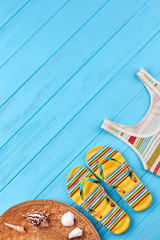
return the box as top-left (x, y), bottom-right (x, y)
top-left (67, 146), bottom-right (152, 234)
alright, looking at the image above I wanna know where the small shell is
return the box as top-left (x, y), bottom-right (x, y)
top-left (22, 210), bottom-right (50, 228)
top-left (68, 227), bottom-right (83, 239)
top-left (61, 212), bottom-right (75, 227)
top-left (4, 223), bottom-right (26, 234)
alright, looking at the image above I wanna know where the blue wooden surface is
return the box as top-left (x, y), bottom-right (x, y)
top-left (0, 0), bottom-right (160, 239)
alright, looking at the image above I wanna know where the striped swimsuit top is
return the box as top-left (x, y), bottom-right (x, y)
top-left (101, 68), bottom-right (160, 176)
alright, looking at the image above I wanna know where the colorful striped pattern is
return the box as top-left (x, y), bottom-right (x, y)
top-left (144, 73), bottom-right (160, 93)
top-left (123, 182), bottom-right (150, 208)
top-left (80, 186), bottom-right (107, 217)
top-left (67, 166), bottom-right (127, 232)
top-left (67, 167), bottom-right (92, 197)
top-left (104, 161), bottom-right (131, 186)
top-left (86, 146), bottom-right (150, 209)
top-left (67, 167), bottom-right (106, 214)
top-left (87, 146), bottom-right (118, 172)
top-left (107, 127), bottom-right (160, 176)
top-left (86, 146), bottom-right (134, 187)
top-left (102, 69), bottom-right (160, 176)
top-left (101, 205), bottom-right (126, 231)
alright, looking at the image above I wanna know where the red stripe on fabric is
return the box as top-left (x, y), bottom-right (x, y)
top-left (108, 168), bottom-right (125, 184)
top-left (109, 213), bottom-right (127, 231)
top-left (94, 166), bottom-right (99, 172)
top-left (90, 147), bottom-right (112, 167)
top-left (132, 192), bottom-right (150, 208)
top-left (68, 169), bottom-right (88, 190)
top-left (104, 209), bottom-right (121, 226)
top-left (116, 175), bottom-right (129, 186)
top-left (70, 187), bottom-right (79, 197)
top-left (86, 189), bottom-right (103, 208)
top-left (114, 165), bottom-right (133, 187)
top-left (153, 162), bottom-right (160, 174)
top-left (127, 186), bottom-right (145, 203)
top-left (128, 136), bottom-right (136, 144)
top-left (92, 149), bottom-right (118, 172)
top-left (110, 151), bottom-right (118, 158)
top-left (70, 173), bottom-right (92, 197)
top-left (92, 197), bottom-right (105, 210)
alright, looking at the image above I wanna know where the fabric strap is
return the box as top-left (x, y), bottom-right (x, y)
top-left (80, 178), bottom-right (115, 219)
top-left (98, 157), bottom-right (137, 193)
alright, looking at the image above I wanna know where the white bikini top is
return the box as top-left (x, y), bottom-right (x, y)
top-left (102, 68), bottom-right (160, 176)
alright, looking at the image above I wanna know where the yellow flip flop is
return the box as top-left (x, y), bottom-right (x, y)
top-left (86, 146), bottom-right (152, 211)
top-left (67, 166), bottom-right (130, 234)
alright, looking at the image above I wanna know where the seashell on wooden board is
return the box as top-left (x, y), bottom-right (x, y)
top-left (68, 227), bottom-right (83, 239)
top-left (22, 210), bottom-right (50, 228)
top-left (61, 211), bottom-right (75, 227)
top-left (4, 223), bottom-right (26, 234)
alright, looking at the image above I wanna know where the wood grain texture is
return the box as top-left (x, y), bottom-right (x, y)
top-left (0, 0), bottom-right (153, 187)
top-left (0, 0), bottom-right (30, 29)
top-left (0, 0), bottom-right (107, 105)
top-left (0, 0), bottom-right (160, 239)
top-left (0, 0), bottom-right (70, 68)
top-left (0, 200), bottom-right (100, 240)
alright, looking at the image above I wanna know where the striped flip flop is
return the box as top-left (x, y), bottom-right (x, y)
top-left (86, 146), bottom-right (152, 211)
top-left (67, 166), bottom-right (130, 234)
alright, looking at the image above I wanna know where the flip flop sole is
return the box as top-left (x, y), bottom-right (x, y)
top-left (67, 166), bottom-right (130, 234)
top-left (86, 146), bottom-right (152, 211)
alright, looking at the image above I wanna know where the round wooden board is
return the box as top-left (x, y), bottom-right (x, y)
top-left (0, 200), bottom-right (100, 240)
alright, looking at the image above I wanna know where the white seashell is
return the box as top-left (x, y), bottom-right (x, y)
top-left (68, 227), bottom-right (83, 239)
top-left (61, 212), bottom-right (75, 227)
top-left (4, 223), bottom-right (26, 234)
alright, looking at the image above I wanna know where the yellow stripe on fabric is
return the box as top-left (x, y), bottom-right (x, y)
top-left (136, 138), bottom-right (144, 149)
top-left (147, 144), bottom-right (160, 170)
top-left (144, 74), bottom-right (149, 79)
top-left (108, 125), bottom-right (114, 130)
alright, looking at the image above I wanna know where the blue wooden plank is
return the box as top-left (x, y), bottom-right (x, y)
top-left (1, 0), bottom-right (155, 189)
top-left (132, 213), bottom-right (160, 240)
top-left (124, 204), bottom-right (160, 240)
top-left (0, 0), bottom-right (69, 67)
top-left (0, 0), bottom-right (159, 190)
top-left (0, 0), bottom-right (30, 29)
top-left (0, 0), bottom-right (148, 147)
top-left (1, 32), bottom-right (160, 222)
top-left (0, 0), bottom-right (160, 239)
top-left (0, 0), bottom-right (107, 105)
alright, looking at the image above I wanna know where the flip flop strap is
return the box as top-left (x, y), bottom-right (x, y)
top-left (80, 178), bottom-right (115, 218)
top-left (98, 157), bottom-right (137, 193)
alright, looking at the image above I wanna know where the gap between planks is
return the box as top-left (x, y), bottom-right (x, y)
top-left (0, 0), bottom-right (31, 30)
top-left (0, 0), bottom-right (70, 69)
top-left (0, 0), bottom-right (151, 151)
top-left (1, 29), bottom-right (159, 192)
top-left (0, 0), bottom-right (110, 102)
top-left (0, 0), bottom-right (149, 109)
